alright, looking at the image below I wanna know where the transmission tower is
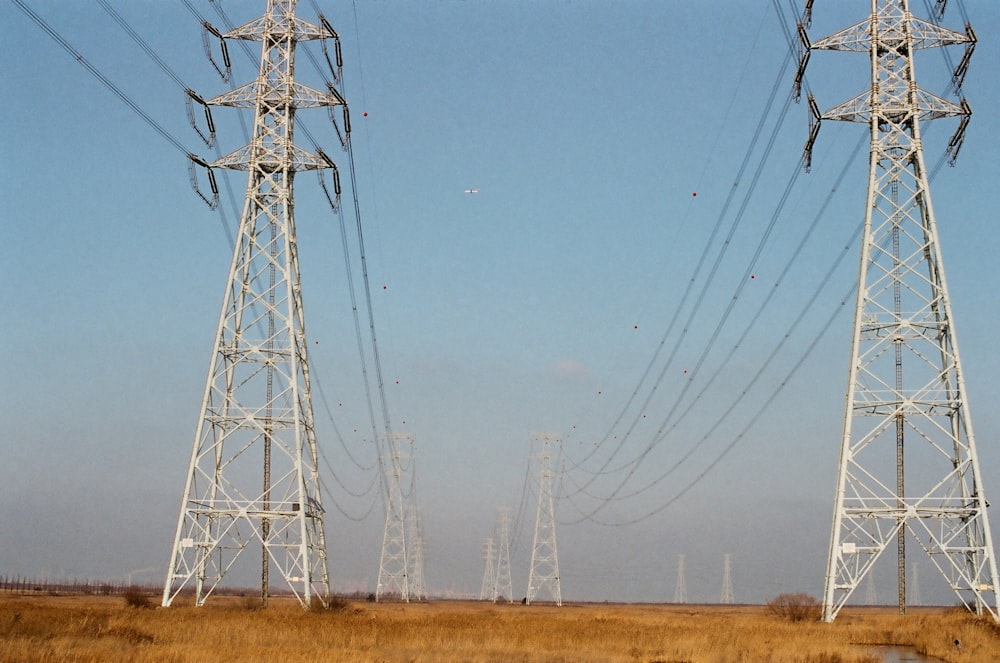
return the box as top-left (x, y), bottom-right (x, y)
top-left (865, 572), bottom-right (878, 606)
top-left (494, 508), bottom-right (514, 603)
top-left (794, 0), bottom-right (998, 622)
top-left (526, 434), bottom-right (562, 606)
top-left (911, 563), bottom-right (922, 606)
top-left (406, 505), bottom-right (427, 600)
top-left (673, 554), bottom-right (687, 604)
top-left (720, 554), bottom-right (734, 604)
top-left (162, 0), bottom-right (344, 608)
top-left (480, 538), bottom-right (497, 601)
top-left (376, 433), bottom-right (411, 601)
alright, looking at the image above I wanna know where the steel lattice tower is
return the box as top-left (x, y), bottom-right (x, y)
top-left (795, 0), bottom-right (998, 622)
top-left (673, 554), bottom-right (687, 604)
top-left (376, 433), bottom-right (411, 601)
top-left (720, 554), bottom-right (734, 604)
top-left (162, 0), bottom-right (343, 608)
top-left (479, 538), bottom-right (497, 601)
top-left (494, 508), bottom-right (514, 603)
top-left (526, 434), bottom-right (562, 606)
top-left (406, 505), bottom-right (427, 600)
top-left (865, 572), bottom-right (878, 606)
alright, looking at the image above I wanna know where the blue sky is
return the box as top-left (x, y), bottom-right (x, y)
top-left (2, 0), bottom-right (999, 604)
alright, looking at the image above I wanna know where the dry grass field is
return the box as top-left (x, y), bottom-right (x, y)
top-left (1, 593), bottom-right (998, 663)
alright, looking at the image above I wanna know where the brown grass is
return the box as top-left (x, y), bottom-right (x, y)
top-left (0, 595), bottom-right (996, 663)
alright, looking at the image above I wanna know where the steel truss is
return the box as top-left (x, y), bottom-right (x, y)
top-left (406, 504), bottom-right (427, 600)
top-left (376, 433), bottom-right (412, 601)
top-left (163, 0), bottom-right (343, 608)
top-left (798, 0), bottom-right (998, 622)
top-left (494, 508), bottom-right (515, 603)
top-left (526, 434), bottom-right (562, 606)
top-left (479, 538), bottom-right (497, 601)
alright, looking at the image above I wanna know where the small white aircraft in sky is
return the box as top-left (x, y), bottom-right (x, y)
top-left (464, 188), bottom-right (480, 194)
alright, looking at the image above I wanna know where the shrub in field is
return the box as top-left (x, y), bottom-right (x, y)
top-left (122, 586), bottom-right (151, 609)
top-left (767, 592), bottom-right (821, 622)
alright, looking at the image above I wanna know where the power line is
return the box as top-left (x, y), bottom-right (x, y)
top-left (558, 0), bottom-right (863, 523)
top-left (566, 53), bottom-right (800, 494)
top-left (566, 43), bottom-right (799, 485)
top-left (96, 0), bottom-right (187, 90)
top-left (562, 278), bottom-right (856, 527)
top-left (12, 0), bottom-right (190, 156)
top-left (18, 0), bottom-right (241, 251)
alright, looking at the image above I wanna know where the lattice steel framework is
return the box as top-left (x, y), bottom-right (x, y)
top-left (494, 508), bottom-right (515, 603)
top-left (865, 571), bottom-right (878, 605)
top-left (720, 554), bottom-right (734, 604)
top-left (673, 554), bottom-right (687, 603)
top-left (479, 538), bottom-right (497, 601)
top-left (406, 504), bottom-right (427, 600)
top-left (163, 0), bottom-right (342, 608)
top-left (376, 433), bottom-right (411, 601)
top-left (526, 434), bottom-right (562, 606)
top-left (795, 0), bottom-right (998, 622)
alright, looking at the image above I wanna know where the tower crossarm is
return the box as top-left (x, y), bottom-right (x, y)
top-left (210, 142), bottom-right (335, 172)
top-left (811, 18), bottom-right (872, 51)
top-left (811, 15), bottom-right (969, 52)
top-left (820, 88), bottom-right (967, 124)
top-left (904, 16), bottom-right (973, 49)
top-left (222, 14), bottom-right (334, 43)
top-left (207, 80), bottom-right (345, 110)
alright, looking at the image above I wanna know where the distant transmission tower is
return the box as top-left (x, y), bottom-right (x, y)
top-left (480, 538), bottom-right (497, 601)
top-left (377, 433), bottom-right (412, 601)
top-left (795, 0), bottom-right (998, 622)
top-left (406, 505), bottom-right (427, 600)
top-left (911, 563), bottom-right (922, 606)
top-left (494, 508), bottom-right (514, 603)
top-left (673, 554), bottom-right (687, 604)
top-left (720, 554), bottom-right (734, 604)
top-left (526, 434), bottom-right (562, 606)
top-left (163, 0), bottom-right (344, 608)
top-left (865, 572), bottom-right (878, 606)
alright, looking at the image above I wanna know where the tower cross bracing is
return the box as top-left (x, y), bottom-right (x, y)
top-left (796, 0), bottom-right (998, 622)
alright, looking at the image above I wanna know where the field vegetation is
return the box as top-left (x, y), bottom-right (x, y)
top-left (1, 592), bottom-right (998, 662)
